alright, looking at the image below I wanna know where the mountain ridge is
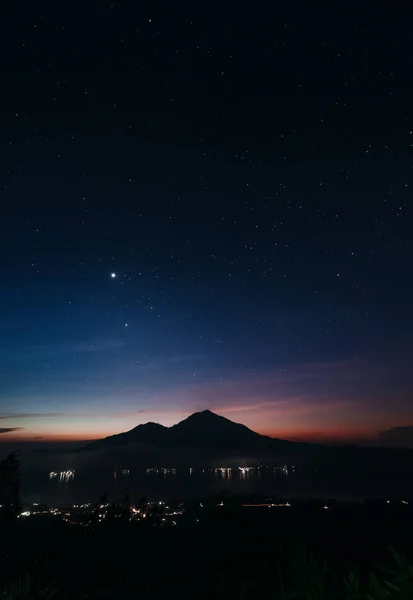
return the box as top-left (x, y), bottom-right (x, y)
top-left (78, 410), bottom-right (309, 455)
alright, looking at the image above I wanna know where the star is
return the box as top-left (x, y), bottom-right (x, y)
top-left (110, 273), bottom-right (116, 279)
top-left (124, 323), bottom-right (128, 328)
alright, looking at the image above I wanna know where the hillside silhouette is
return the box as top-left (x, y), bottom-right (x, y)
top-left (79, 410), bottom-right (308, 454)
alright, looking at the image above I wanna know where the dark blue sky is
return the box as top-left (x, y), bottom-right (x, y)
top-left (1, 2), bottom-right (412, 443)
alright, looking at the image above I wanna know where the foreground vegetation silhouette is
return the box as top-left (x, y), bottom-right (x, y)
top-left (0, 452), bottom-right (21, 520)
top-left (2, 453), bottom-right (413, 599)
top-left (2, 536), bottom-right (413, 600)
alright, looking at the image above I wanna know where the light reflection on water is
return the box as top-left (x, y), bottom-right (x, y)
top-left (49, 470), bottom-right (75, 483)
top-left (33, 464), bottom-right (304, 505)
top-left (23, 462), bottom-right (412, 505)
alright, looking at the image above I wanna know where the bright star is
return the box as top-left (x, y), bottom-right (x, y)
top-left (124, 323), bottom-right (128, 328)
top-left (110, 272), bottom-right (116, 279)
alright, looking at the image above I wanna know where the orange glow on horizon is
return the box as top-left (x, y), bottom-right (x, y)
top-left (0, 431), bottom-right (111, 443)
top-left (260, 428), bottom-right (379, 444)
top-left (1, 397), bottom-right (408, 446)
top-left (1, 424), bottom-right (381, 445)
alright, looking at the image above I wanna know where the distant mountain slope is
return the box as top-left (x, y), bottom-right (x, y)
top-left (79, 410), bottom-right (308, 454)
top-left (169, 410), bottom-right (278, 448)
top-left (81, 422), bottom-right (167, 452)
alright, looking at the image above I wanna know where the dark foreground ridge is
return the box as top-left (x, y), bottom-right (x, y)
top-left (78, 410), bottom-right (309, 453)
top-left (3, 498), bottom-right (413, 600)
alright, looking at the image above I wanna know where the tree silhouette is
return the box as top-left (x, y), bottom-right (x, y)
top-left (0, 452), bottom-right (22, 519)
top-left (137, 496), bottom-right (148, 512)
top-left (91, 492), bottom-right (109, 525)
top-left (120, 493), bottom-right (131, 521)
top-left (106, 501), bottom-right (117, 521)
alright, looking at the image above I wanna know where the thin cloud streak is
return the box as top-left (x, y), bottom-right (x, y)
top-left (0, 413), bottom-right (64, 420)
top-left (216, 398), bottom-right (354, 417)
top-left (0, 427), bottom-right (24, 434)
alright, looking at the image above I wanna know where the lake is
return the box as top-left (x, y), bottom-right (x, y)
top-left (20, 461), bottom-right (413, 506)
top-left (24, 463), bottom-right (325, 506)
top-left (4, 443), bottom-right (413, 506)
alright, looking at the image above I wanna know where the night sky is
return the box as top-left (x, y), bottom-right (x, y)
top-left (1, 2), bottom-right (412, 445)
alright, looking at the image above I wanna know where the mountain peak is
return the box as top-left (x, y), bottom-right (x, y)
top-left (80, 409), bottom-right (304, 454)
top-left (172, 409), bottom-right (233, 429)
top-left (185, 409), bottom-right (220, 420)
top-left (168, 409), bottom-right (265, 449)
top-left (130, 421), bottom-right (166, 431)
